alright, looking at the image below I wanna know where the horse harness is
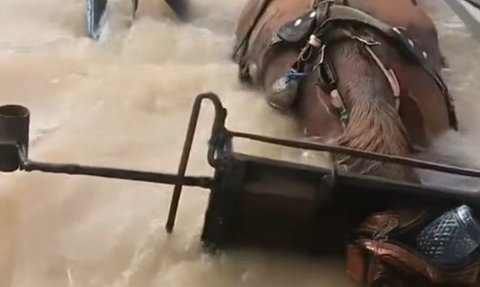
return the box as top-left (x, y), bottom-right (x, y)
top-left (234, 0), bottom-right (458, 132)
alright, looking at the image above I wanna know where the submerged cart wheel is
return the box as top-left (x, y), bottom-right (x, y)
top-left (85, 0), bottom-right (108, 40)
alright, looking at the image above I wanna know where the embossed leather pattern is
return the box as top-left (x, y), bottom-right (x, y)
top-left (347, 209), bottom-right (480, 287)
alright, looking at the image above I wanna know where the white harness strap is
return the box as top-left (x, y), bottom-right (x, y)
top-left (364, 45), bottom-right (401, 111)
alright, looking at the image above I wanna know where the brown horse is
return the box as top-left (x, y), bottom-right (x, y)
top-left (232, 0), bottom-right (457, 182)
top-left (231, 1), bottom-right (480, 286)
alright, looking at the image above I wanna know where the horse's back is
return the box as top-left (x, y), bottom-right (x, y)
top-left (235, 0), bottom-right (445, 79)
top-left (351, 0), bottom-right (445, 71)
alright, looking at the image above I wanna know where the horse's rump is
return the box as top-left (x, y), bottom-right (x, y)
top-left (234, 0), bottom-right (446, 81)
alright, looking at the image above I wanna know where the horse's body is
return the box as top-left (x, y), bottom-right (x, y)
top-left (231, 1), bottom-right (480, 286)
top-left (233, 0), bottom-right (456, 180)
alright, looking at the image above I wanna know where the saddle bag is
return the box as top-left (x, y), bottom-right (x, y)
top-left (347, 207), bottom-right (480, 287)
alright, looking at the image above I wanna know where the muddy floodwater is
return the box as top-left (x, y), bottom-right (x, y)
top-left (0, 0), bottom-right (479, 286)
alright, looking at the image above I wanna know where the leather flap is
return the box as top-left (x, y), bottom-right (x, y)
top-left (277, 9), bottom-right (316, 43)
top-left (356, 208), bottom-right (433, 235)
top-left (346, 244), bottom-right (368, 284)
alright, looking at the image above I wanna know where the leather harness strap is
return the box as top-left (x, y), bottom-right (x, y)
top-left (364, 45), bottom-right (401, 111)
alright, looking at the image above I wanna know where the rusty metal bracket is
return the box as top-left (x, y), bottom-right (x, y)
top-left (165, 92), bottom-right (229, 232)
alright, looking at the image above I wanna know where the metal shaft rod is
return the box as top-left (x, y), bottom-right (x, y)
top-left (22, 160), bottom-right (212, 188)
top-left (337, 172), bottom-right (480, 208)
top-left (229, 130), bottom-right (480, 178)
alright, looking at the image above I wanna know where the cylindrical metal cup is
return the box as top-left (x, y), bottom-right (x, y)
top-left (0, 104), bottom-right (30, 172)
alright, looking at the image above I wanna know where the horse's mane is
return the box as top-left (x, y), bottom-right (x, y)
top-left (327, 40), bottom-right (413, 179)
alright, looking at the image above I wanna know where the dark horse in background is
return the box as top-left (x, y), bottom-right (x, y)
top-left (86, 0), bottom-right (189, 39)
top-left (131, 0), bottom-right (188, 19)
